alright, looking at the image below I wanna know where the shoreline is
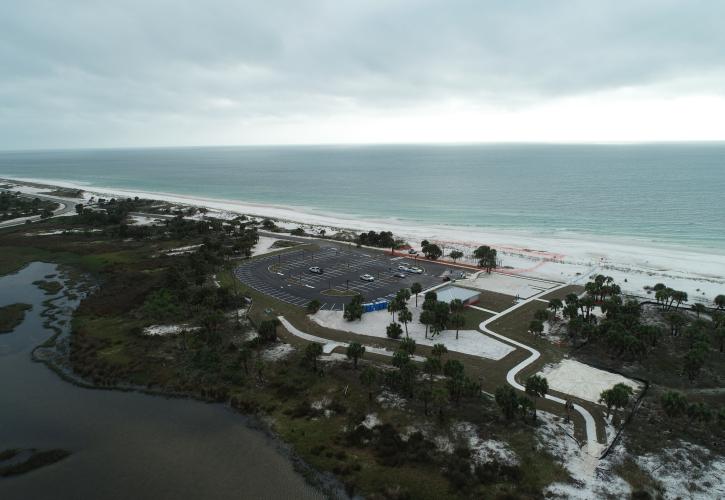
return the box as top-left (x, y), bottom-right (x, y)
top-left (22, 263), bottom-right (345, 500)
top-left (3, 175), bottom-right (724, 302)
top-left (4, 174), bottom-right (724, 253)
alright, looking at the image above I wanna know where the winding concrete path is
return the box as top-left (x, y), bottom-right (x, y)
top-left (277, 316), bottom-right (425, 361)
top-left (478, 276), bottom-right (603, 457)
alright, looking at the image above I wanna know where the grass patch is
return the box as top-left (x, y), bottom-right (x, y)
top-left (33, 280), bottom-right (63, 295)
top-left (474, 290), bottom-right (518, 312)
top-left (614, 457), bottom-right (664, 498)
top-left (0, 303), bottom-right (32, 333)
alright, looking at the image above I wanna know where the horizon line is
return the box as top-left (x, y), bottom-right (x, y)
top-left (1, 139), bottom-right (725, 154)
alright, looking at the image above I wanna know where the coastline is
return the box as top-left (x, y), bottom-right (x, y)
top-left (3, 175), bottom-right (724, 302)
top-left (16, 262), bottom-right (344, 499)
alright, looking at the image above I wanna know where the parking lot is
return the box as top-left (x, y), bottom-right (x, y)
top-left (234, 245), bottom-right (460, 310)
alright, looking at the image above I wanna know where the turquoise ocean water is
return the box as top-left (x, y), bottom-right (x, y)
top-left (0, 143), bottom-right (723, 250)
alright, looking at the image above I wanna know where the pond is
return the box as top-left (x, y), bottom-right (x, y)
top-left (0, 262), bottom-right (324, 499)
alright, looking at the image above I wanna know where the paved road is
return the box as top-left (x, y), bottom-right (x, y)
top-left (0, 192), bottom-right (77, 229)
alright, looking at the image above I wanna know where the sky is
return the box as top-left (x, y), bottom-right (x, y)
top-left (1, 0), bottom-right (725, 150)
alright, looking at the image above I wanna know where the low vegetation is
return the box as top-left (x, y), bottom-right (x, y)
top-left (0, 205), bottom-right (570, 498)
top-left (533, 274), bottom-right (725, 455)
top-left (0, 190), bottom-right (57, 221)
top-left (0, 303), bottom-right (32, 333)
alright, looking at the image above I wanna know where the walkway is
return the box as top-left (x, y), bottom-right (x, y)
top-left (277, 265), bottom-right (605, 456)
top-left (478, 269), bottom-right (604, 457)
top-left (277, 316), bottom-right (425, 361)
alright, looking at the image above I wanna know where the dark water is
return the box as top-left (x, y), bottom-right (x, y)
top-left (0, 263), bottom-right (323, 500)
top-left (1, 142), bottom-right (724, 249)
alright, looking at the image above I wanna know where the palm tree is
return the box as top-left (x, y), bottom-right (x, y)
top-left (398, 306), bottom-right (413, 337)
top-left (672, 290), bottom-right (688, 310)
top-left (655, 288), bottom-right (670, 309)
top-left (419, 384), bottom-right (433, 416)
top-left (716, 326), bottom-right (725, 353)
top-left (661, 390), bottom-right (687, 418)
top-left (431, 343), bottom-right (448, 360)
top-left (423, 356), bottom-right (441, 389)
top-left (689, 302), bottom-right (706, 319)
top-left (386, 321), bottom-right (403, 340)
top-left (449, 250), bottom-right (463, 263)
top-left (238, 347), bottom-right (251, 374)
top-left (360, 366), bottom-right (378, 402)
top-left (564, 293), bottom-right (579, 308)
top-left (494, 385), bottom-right (519, 421)
top-left (666, 312), bottom-right (686, 336)
top-left (346, 342), bottom-right (365, 369)
top-left (449, 313), bottom-right (465, 340)
top-left (564, 399), bottom-right (574, 423)
top-left (529, 319), bottom-right (544, 337)
top-left (432, 385), bottom-right (449, 420)
top-left (684, 349), bottom-right (705, 382)
top-left (525, 375), bottom-right (548, 420)
top-left (599, 383), bottom-right (633, 419)
top-left (411, 282), bottom-right (422, 307)
top-left (304, 342), bottom-right (323, 372)
top-left (419, 310), bottom-right (435, 339)
top-left (306, 299), bottom-right (322, 314)
top-left (397, 287), bottom-right (411, 303)
top-left (450, 298), bottom-right (464, 315)
top-left (715, 294), bottom-right (725, 310)
top-left (387, 298), bottom-right (400, 322)
top-left (548, 298), bottom-right (563, 318)
top-left (430, 322), bottom-right (442, 339)
top-left (400, 337), bottom-right (416, 355)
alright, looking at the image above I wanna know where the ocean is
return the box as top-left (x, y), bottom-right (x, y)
top-left (0, 143), bottom-right (724, 251)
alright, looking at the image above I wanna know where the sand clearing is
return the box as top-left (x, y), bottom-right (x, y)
top-left (538, 359), bottom-right (643, 403)
top-left (251, 236), bottom-right (289, 256)
top-left (457, 272), bottom-right (558, 299)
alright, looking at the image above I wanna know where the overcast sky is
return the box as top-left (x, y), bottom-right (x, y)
top-left (2, 0), bottom-right (725, 150)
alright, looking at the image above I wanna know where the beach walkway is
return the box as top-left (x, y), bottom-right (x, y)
top-left (477, 284), bottom-right (602, 457)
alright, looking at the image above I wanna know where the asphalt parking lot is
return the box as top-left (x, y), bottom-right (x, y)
top-left (235, 244), bottom-right (462, 310)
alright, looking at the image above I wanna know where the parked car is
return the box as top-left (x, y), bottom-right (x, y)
top-left (308, 266), bottom-right (323, 274)
top-left (407, 249), bottom-right (418, 255)
top-left (360, 274), bottom-right (375, 282)
top-left (394, 272), bottom-right (407, 278)
top-left (397, 264), bottom-right (411, 272)
top-left (408, 266), bottom-right (423, 274)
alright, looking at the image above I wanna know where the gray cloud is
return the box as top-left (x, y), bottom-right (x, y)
top-left (1, 0), bottom-right (724, 148)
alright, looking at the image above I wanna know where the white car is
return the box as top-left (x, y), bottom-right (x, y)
top-left (408, 266), bottom-right (423, 274)
top-left (308, 266), bottom-right (323, 274)
top-left (360, 274), bottom-right (375, 282)
top-left (397, 264), bottom-right (411, 272)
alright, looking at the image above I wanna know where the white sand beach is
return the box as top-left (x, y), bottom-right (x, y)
top-left (4, 177), bottom-right (724, 304)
